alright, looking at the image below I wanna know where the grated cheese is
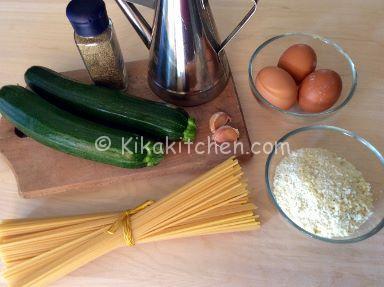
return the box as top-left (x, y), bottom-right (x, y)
top-left (273, 148), bottom-right (373, 238)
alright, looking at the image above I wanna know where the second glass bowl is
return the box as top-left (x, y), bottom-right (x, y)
top-left (248, 32), bottom-right (357, 119)
top-left (265, 125), bottom-right (384, 243)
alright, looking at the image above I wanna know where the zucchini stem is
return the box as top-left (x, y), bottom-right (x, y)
top-left (183, 118), bottom-right (197, 142)
top-left (143, 142), bottom-right (164, 166)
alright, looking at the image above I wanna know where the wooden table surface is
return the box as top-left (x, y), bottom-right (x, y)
top-left (0, 0), bottom-right (383, 286)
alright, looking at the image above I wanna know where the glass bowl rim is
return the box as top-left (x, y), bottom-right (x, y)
top-left (248, 32), bottom-right (358, 117)
top-left (265, 125), bottom-right (384, 243)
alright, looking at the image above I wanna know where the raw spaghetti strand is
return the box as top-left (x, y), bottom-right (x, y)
top-left (0, 157), bottom-right (259, 287)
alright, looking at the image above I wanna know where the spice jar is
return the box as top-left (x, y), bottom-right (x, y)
top-left (66, 0), bottom-right (128, 90)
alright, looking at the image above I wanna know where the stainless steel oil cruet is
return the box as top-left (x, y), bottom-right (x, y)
top-left (115, 0), bottom-right (258, 106)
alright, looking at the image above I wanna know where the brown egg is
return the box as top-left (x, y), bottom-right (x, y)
top-left (299, 69), bottom-right (342, 113)
top-left (278, 44), bottom-right (317, 83)
top-left (255, 66), bottom-right (298, 110)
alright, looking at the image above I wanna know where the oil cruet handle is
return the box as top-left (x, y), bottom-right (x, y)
top-left (114, 0), bottom-right (155, 49)
top-left (215, 0), bottom-right (258, 54)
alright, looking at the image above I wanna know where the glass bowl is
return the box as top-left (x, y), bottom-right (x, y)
top-left (248, 32), bottom-right (357, 119)
top-left (265, 125), bottom-right (384, 243)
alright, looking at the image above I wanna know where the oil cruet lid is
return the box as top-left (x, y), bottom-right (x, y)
top-left (66, 0), bottom-right (109, 37)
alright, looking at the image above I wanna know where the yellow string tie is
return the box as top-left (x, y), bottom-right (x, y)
top-left (107, 200), bottom-right (155, 246)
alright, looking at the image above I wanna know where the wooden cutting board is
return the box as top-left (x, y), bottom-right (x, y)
top-left (0, 60), bottom-right (252, 198)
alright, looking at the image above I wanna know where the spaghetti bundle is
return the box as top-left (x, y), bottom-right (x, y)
top-left (0, 157), bottom-right (259, 287)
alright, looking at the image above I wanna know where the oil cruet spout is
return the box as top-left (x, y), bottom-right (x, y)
top-left (114, 0), bottom-right (154, 48)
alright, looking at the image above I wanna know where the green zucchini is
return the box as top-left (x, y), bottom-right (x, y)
top-left (25, 66), bottom-right (196, 142)
top-left (0, 85), bottom-right (163, 168)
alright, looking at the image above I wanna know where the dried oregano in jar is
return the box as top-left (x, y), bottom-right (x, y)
top-left (74, 23), bottom-right (127, 89)
top-left (67, 0), bottom-right (128, 90)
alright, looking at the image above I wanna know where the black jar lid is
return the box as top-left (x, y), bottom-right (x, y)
top-left (66, 0), bottom-right (109, 37)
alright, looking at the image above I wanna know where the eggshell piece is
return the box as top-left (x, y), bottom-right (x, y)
top-left (255, 66), bottom-right (298, 110)
top-left (278, 44), bottom-right (317, 83)
top-left (299, 69), bottom-right (342, 113)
